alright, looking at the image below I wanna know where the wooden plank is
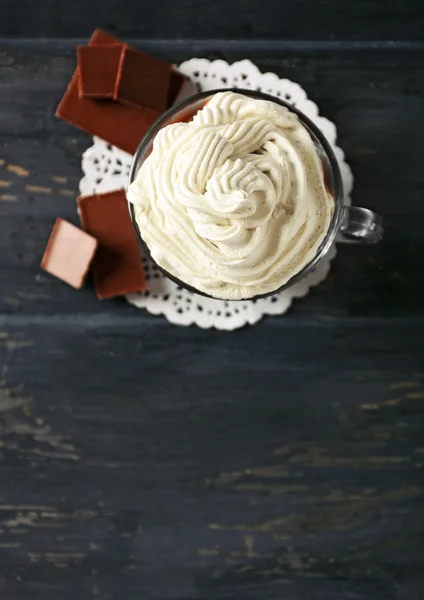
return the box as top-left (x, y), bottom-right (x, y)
top-left (0, 318), bottom-right (423, 599)
top-left (0, 41), bottom-right (423, 317)
top-left (1, 0), bottom-right (424, 41)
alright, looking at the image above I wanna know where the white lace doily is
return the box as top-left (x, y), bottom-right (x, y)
top-left (80, 58), bottom-right (353, 330)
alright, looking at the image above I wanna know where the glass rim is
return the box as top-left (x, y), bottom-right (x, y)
top-left (128, 88), bottom-right (345, 301)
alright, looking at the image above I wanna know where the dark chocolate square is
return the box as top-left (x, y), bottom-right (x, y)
top-left (78, 44), bottom-right (123, 98)
top-left (114, 46), bottom-right (171, 113)
top-left (78, 189), bottom-right (147, 299)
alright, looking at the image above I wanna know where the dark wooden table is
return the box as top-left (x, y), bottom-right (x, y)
top-left (1, 2), bottom-right (424, 599)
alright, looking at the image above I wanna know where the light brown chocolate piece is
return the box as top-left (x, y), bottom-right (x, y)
top-left (56, 29), bottom-right (159, 155)
top-left (41, 218), bottom-right (98, 289)
top-left (78, 189), bottom-right (147, 299)
top-left (114, 46), bottom-right (171, 113)
top-left (77, 44), bottom-right (123, 98)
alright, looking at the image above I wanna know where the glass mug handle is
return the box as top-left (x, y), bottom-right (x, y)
top-left (337, 206), bottom-right (384, 244)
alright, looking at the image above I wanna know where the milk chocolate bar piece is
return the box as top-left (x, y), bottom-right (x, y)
top-left (78, 190), bottom-right (147, 299)
top-left (56, 29), bottom-right (159, 155)
top-left (168, 69), bottom-right (191, 105)
top-left (41, 218), bottom-right (98, 289)
top-left (171, 75), bottom-right (198, 105)
top-left (114, 46), bottom-right (171, 113)
top-left (77, 44), bottom-right (122, 98)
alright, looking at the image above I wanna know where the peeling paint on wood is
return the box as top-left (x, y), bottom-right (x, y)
top-left (0, 389), bottom-right (28, 413)
top-left (390, 381), bottom-right (420, 390)
top-left (406, 391), bottom-right (424, 399)
top-left (0, 338), bottom-right (33, 350)
top-left (6, 164), bottom-right (29, 177)
top-left (25, 185), bottom-right (52, 194)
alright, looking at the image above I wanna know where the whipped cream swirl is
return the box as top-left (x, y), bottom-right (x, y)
top-left (128, 91), bottom-right (334, 300)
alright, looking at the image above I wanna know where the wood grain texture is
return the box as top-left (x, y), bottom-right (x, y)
top-left (0, 35), bottom-right (423, 600)
top-left (2, 0), bottom-right (424, 41)
top-left (1, 319), bottom-right (424, 600)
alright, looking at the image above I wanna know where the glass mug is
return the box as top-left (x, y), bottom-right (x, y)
top-left (128, 89), bottom-right (383, 300)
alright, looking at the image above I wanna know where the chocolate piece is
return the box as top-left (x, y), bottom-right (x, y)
top-left (114, 46), bottom-right (171, 113)
top-left (78, 189), bottom-right (147, 299)
top-left (41, 218), bottom-right (98, 289)
top-left (168, 69), bottom-right (190, 105)
top-left (78, 44), bottom-right (123, 98)
top-left (171, 76), bottom-right (198, 106)
top-left (56, 29), bottom-right (159, 155)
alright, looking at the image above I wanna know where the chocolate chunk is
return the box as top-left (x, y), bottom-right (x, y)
top-left (171, 76), bottom-right (198, 106)
top-left (56, 29), bottom-right (159, 155)
top-left (168, 69), bottom-right (190, 105)
top-left (78, 189), bottom-right (147, 299)
top-left (78, 44), bottom-right (123, 98)
top-left (114, 46), bottom-right (171, 113)
top-left (41, 218), bottom-right (98, 289)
